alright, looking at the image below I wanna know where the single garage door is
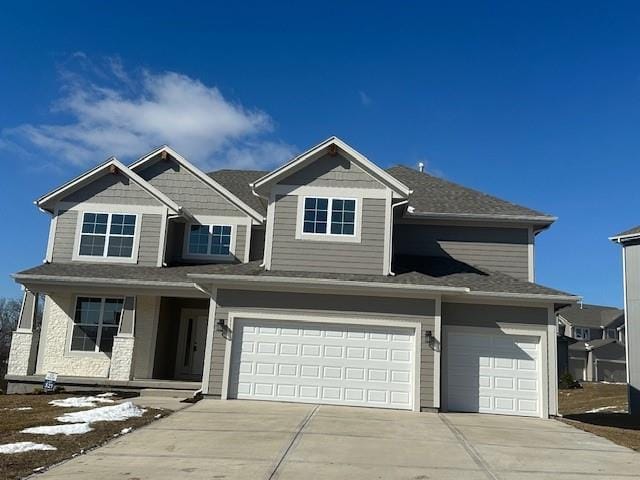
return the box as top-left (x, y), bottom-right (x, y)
top-left (446, 330), bottom-right (540, 417)
top-left (228, 319), bottom-right (416, 410)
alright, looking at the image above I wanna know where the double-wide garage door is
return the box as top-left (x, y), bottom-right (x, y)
top-left (446, 330), bottom-right (541, 417)
top-left (228, 319), bottom-right (416, 410)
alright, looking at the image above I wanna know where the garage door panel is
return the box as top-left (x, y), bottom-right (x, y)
top-left (446, 330), bottom-right (541, 417)
top-left (228, 319), bottom-right (416, 410)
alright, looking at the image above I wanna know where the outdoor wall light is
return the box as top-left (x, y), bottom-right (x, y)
top-left (424, 330), bottom-right (433, 346)
top-left (216, 319), bottom-right (226, 333)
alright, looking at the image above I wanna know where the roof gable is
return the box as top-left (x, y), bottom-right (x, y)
top-left (129, 146), bottom-right (265, 223)
top-left (557, 303), bottom-right (624, 328)
top-left (252, 137), bottom-right (411, 197)
top-left (37, 158), bottom-right (181, 214)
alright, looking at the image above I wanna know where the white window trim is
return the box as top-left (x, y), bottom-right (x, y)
top-left (295, 195), bottom-right (362, 243)
top-left (72, 211), bottom-right (141, 264)
top-left (574, 327), bottom-right (590, 341)
top-left (66, 296), bottom-right (125, 356)
top-left (182, 223), bottom-right (237, 261)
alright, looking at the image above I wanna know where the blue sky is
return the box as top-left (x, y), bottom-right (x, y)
top-left (0, 1), bottom-right (638, 306)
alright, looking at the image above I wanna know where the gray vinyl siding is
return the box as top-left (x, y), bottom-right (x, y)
top-left (62, 172), bottom-right (161, 206)
top-left (50, 209), bottom-right (161, 266)
top-left (623, 242), bottom-right (640, 410)
top-left (395, 224), bottom-right (530, 281)
top-left (137, 214), bottom-right (162, 266)
top-left (51, 210), bottom-right (78, 262)
top-left (163, 221), bottom-right (248, 263)
top-left (442, 303), bottom-right (549, 328)
top-left (138, 158), bottom-right (245, 216)
top-left (281, 153), bottom-right (384, 189)
top-left (208, 290), bottom-right (436, 408)
top-left (270, 195), bottom-right (386, 275)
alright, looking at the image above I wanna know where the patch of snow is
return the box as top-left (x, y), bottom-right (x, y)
top-left (21, 423), bottom-right (93, 436)
top-left (154, 414), bottom-right (162, 419)
top-left (13, 407), bottom-right (33, 411)
top-left (97, 392), bottom-right (116, 397)
top-left (0, 442), bottom-right (57, 454)
top-left (586, 405), bottom-right (620, 413)
top-left (600, 381), bottom-right (626, 385)
top-left (407, 206), bottom-right (415, 213)
top-left (49, 396), bottom-right (115, 408)
top-left (120, 427), bottom-right (132, 434)
top-left (57, 402), bottom-right (146, 424)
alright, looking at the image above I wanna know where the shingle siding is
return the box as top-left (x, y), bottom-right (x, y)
top-left (62, 172), bottom-right (161, 206)
top-left (395, 224), bottom-right (530, 281)
top-left (270, 195), bottom-right (386, 275)
top-left (282, 153), bottom-right (383, 189)
top-left (51, 210), bottom-right (78, 262)
top-left (138, 158), bottom-right (245, 216)
top-left (138, 214), bottom-right (162, 266)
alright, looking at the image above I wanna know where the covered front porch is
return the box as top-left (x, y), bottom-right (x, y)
top-left (6, 288), bottom-right (213, 394)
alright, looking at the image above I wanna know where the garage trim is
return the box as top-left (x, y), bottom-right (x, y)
top-left (220, 310), bottom-right (422, 412)
top-left (442, 323), bottom-right (549, 418)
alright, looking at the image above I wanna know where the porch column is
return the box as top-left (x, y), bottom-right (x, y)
top-left (109, 297), bottom-right (136, 381)
top-left (7, 290), bottom-right (40, 376)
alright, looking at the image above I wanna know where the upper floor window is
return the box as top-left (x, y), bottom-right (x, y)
top-left (71, 297), bottom-right (123, 353)
top-left (303, 197), bottom-right (356, 236)
top-left (78, 213), bottom-right (137, 259)
top-left (606, 328), bottom-right (617, 339)
top-left (574, 327), bottom-right (590, 341)
top-left (187, 224), bottom-right (232, 257)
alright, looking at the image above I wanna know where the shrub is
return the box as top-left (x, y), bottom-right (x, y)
top-left (559, 371), bottom-right (582, 389)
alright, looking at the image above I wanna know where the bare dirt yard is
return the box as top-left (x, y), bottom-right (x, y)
top-left (559, 382), bottom-right (640, 451)
top-left (0, 392), bottom-right (168, 480)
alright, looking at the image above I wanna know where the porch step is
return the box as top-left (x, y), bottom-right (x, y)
top-left (139, 388), bottom-right (199, 399)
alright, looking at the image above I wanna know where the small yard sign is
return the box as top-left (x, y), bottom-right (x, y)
top-left (43, 372), bottom-right (58, 393)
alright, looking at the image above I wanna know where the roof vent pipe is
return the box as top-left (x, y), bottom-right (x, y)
top-left (418, 162), bottom-right (424, 173)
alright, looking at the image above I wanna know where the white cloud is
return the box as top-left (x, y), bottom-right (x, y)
top-left (2, 57), bottom-right (295, 171)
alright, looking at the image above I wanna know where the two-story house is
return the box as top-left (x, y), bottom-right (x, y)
top-left (556, 303), bottom-right (626, 382)
top-left (610, 226), bottom-right (640, 415)
top-left (6, 137), bottom-right (578, 418)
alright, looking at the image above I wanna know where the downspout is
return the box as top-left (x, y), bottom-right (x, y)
top-left (388, 199), bottom-right (409, 276)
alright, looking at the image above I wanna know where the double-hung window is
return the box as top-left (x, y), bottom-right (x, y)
top-left (574, 327), bottom-right (590, 341)
top-left (78, 213), bottom-right (137, 259)
top-left (187, 224), bottom-right (232, 257)
top-left (71, 297), bottom-right (123, 353)
top-left (303, 197), bottom-right (356, 236)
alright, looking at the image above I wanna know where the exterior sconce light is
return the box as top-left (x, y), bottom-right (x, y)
top-left (424, 330), bottom-right (433, 346)
top-left (216, 319), bottom-right (225, 333)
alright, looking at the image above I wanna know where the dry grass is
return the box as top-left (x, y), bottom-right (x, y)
top-left (0, 392), bottom-right (168, 480)
top-left (559, 382), bottom-right (640, 451)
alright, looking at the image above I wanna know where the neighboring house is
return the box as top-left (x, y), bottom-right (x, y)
top-left (611, 226), bottom-right (640, 415)
top-left (6, 137), bottom-right (578, 418)
top-left (556, 303), bottom-right (627, 382)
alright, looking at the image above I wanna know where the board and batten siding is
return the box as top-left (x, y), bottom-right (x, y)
top-left (282, 153), bottom-right (385, 189)
top-left (395, 224), bottom-right (530, 281)
top-left (206, 290), bottom-right (437, 409)
top-left (138, 158), bottom-right (245, 216)
top-left (61, 172), bottom-right (161, 206)
top-left (270, 195), bottom-right (386, 275)
top-left (50, 209), bottom-right (161, 266)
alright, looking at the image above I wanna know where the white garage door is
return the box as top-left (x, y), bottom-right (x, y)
top-left (228, 319), bottom-right (416, 410)
top-left (446, 330), bottom-right (540, 417)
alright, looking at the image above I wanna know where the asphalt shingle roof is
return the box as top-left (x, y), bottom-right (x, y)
top-left (612, 225), bottom-right (640, 239)
top-left (208, 169), bottom-right (267, 216)
top-left (207, 165), bottom-right (554, 222)
top-left (387, 165), bottom-right (552, 219)
top-left (558, 303), bottom-right (624, 328)
top-left (15, 256), bottom-right (574, 299)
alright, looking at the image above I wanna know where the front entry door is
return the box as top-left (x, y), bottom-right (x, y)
top-left (175, 310), bottom-right (208, 380)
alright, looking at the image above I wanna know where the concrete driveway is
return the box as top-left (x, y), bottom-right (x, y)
top-left (38, 399), bottom-right (639, 479)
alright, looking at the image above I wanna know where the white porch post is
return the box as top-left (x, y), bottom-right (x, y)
top-left (201, 287), bottom-right (218, 395)
top-left (109, 297), bottom-right (136, 381)
top-left (7, 290), bottom-right (40, 376)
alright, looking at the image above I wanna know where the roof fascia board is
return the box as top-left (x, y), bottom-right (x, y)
top-left (251, 137), bottom-right (411, 197)
top-left (129, 145), bottom-right (265, 223)
top-left (609, 232), bottom-right (640, 243)
top-left (36, 158), bottom-right (182, 214)
top-left (403, 211), bottom-right (557, 225)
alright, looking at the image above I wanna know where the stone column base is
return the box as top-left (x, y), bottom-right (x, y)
top-left (109, 336), bottom-right (135, 381)
top-left (7, 330), bottom-right (38, 376)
